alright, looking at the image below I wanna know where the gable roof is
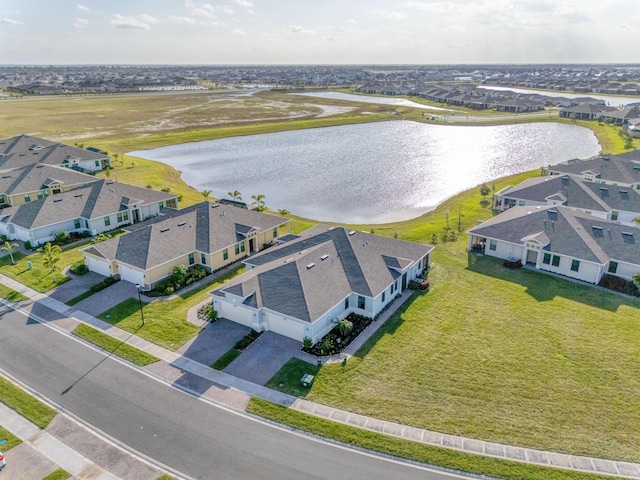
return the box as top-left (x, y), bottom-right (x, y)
top-left (214, 226), bottom-right (433, 323)
top-left (0, 180), bottom-right (178, 230)
top-left (549, 153), bottom-right (640, 184)
top-left (0, 163), bottom-right (96, 197)
top-left (85, 202), bottom-right (289, 270)
top-left (468, 205), bottom-right (640, 265)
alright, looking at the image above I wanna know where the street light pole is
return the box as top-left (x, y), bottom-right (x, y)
top-left (135, 284), bottom-right (145, 326)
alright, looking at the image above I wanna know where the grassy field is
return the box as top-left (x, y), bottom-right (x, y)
top-left (0, 376), bottom-right (56, 429)
top-left (248, 398), bottom-right (618, 480)
top-left (72, 324), bottom-right (160, 366)
top-left (0, 284), bottom-right (28, 303)
top-left (0, 247), bottom-right (82, 292)
top-left (98, 265), bottom-right (245, 350)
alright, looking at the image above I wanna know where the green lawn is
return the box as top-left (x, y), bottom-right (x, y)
top-left (72, 324), bottom-right (159, 366)
top-left (0, 247), bottom-right (83, 293)
top-left (0, 376), bottom-right (56, 429)
top-left (0, 426), bottom-right (20, 451)
top-left (265, 358), bottom-right (320, 397)
top-left (98, 265), bottom-right (245, 350)
top-left (41, 469), bottom-right (71, 480)
top-left (0, 284), bottom-right (28, 302)
top-left (211, 349), bottom-right (242, 370)
top-left (247, 398), bottom-right (618, 480)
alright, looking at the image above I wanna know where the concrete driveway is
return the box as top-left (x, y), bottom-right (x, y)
top-left (48, 270), bottom-right (105, 304)
top-left (73, 279), bottom-right (139, 316)
top-left (224, 332), bottom-right (305, 385)
top-left (176, 318), bottom-right (250, 365)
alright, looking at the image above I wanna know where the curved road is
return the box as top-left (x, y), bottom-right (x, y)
top-left (0, 306), bottom-right (467, 480)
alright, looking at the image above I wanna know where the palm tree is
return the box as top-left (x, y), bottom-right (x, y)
top-left (41, 242), bottom-right (62, 282)
top-left (278, 209), bottom-right (290, 216)
top-left (251, 194), bottom-right (266, 212)
top-left (201, 189), bottom-right (212, 201)
top-left (228, 190), bottom-right (242, 201)
top-left (634, 217), bottom-right (640, 229)
top-left (1, 240), bottom-right (19, 265)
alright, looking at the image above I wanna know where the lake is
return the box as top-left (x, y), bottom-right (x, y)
top-left (130, 121), bottom-right (600, 224)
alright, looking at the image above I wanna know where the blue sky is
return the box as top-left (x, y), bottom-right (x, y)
top-left (0, 1), bottom-right (637, 64)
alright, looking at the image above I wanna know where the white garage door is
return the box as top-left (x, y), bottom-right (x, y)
top-left (86, 257), bottom-right (111, 277)
top-left (267, 312), bottom-right (305, 341)
top-left (118, 264), bottom-right (145, 285)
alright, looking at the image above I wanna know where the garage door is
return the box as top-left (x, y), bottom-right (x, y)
top-left (118, 264), bottom-right (145, 285)
top-left (86, 257), bottom-right (111, 277)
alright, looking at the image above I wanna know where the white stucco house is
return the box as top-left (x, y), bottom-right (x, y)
top-left (467, 205), bottom-right (640, 285)
top-left (211, 226), bottom-right (433, 343)
top-left (0, 179), bottom-right (178, 246)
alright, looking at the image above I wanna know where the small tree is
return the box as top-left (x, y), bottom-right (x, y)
top-left (633, 273), bottom-right (640, 291)
top-left (201, 189), bottom-right (212, 201)
top-left (41, 242), bottom-right (62, 282)
top-left (228, 190), bottom-right (242, 201)
top-left (430, 233), bottom-right (439, 244)
top-left (278, 209), bottom-right (290, 216)
top-left (1, 240), bottom-right (19, 265)
top-left (634, 217), bottom-right (640, 229)
top-left (171, 264), bottom-right (189, 286)
top-left (335, 318), bottom-right (353, 337)
top-left (251, 194), bottom-right (266, 212)
top-left (480, 183), bottom-right (491, 199)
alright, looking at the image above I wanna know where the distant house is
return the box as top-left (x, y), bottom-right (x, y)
top-left (81, 202), bottom-right (290, 289)
top-left (211, 226), bottom-right (433, 343)
top-left (493, 174), bottom-right (640, 226)
top-left (558, 104), bottom-right (614, 120)
top-left (0, 134), bottom-right (111, 173)
top-left (545, 151), bottom-right (640, 188)
top-left (0, 179), bottom-right (178, 245)
top-left (467, 205), bottom-right (640, 285)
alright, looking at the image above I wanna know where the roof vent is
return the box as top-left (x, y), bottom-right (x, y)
top-left (284, 257), bottom-right (294, 263)
top-left (348, 230), bottom-right (356, 236)
top-left (74, 194), bottom-right (83, 198)
top-left (35, 164), bottom-right (44, 168)
top-left (211, 204), bottom-right (219, 208)
top-left (160, 227), bottom-right (170, 232)
top-left (53, 198), bottom-right (63, 203)
top-left (306, 263), bottom-right (315, 270)
top-left (320, 254), bottom-right (329, 260)
top-left (178, 222), bottom-right (186, 227)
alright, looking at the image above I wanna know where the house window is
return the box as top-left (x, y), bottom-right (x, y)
top-left (235, 243), bottom-right (240, 255)
top-left (518, 200), bottom-right (525, 206)
top-left (52, 188), bottom-right (61, 194)
top-left (344, 298), bottom-right (349, 310)
top-left (117, 212), bottom-right (123, 222)
top-left (104, 216), bottom-right (111, 227)
top-left (357, 296), bottom-right (365, 309)
top-left (240, 242), bottom-right (245, 253)
top-left (543, 253), bottom-right (551, 265)
top-left (552, 255), bottom-right (561, 267)
top-left (74, 219), bottom-right (81, 229)
top-left (201, 253), bottom-right (206, 264)
top-left (159, 202), bottom-right (164, 210)
top-left (123, 211), bottom-right (129, 221)
top-left (95, 160), bottom-right (100, 167)
top-left (489, 239), bottom-right (497, 251)
top-left (24, 194), bottom-right (31, 202)
top-left (608, 261), bottom-right (618, 274)
top-left (571, 260), bottom-right (580, 272)
top-left (188, 253), bottom-right (195, 265)
top-left (223, 248), bottom-right (228, 260)
top-left (273, 227), bottom-right (278, 238)
top-left (37, 191), bottom-right (44, 199)
top-left (611, 211), bottom-right (619, 221)
top-left (382, 291), bottom-right (386, 303)
top-left (85, 219), bottom-right (89, 228)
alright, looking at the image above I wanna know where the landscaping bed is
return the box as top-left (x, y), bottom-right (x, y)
top-left (302, 313), bottom-right (372, 356)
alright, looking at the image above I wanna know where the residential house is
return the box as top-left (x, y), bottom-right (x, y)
top-left (467, 205), bottom-right (640, 285)
top-left (493, 174), bottom-right (640, 225)
top-left (81, 202), bottom-right (290, 289)
top-left (546, 152), bottom-right (640, 188)
top-left (0, 179), bottom-right (178, 245)
top-left (211, 226), bottom-right (433, 343)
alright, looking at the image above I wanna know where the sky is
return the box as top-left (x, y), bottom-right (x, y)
top-left (0, 0), bottom-right (638, 65)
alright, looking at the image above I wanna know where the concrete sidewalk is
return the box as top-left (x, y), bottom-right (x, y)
top-left (2, 272), bottom-right (640, 479)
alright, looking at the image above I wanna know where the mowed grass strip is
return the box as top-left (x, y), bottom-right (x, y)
top-left (247, 398), bottom-right (618, 480)
top-left (0, 284), bottom-right (28, 302)
top-left (72, 324), bottom-right (159, 366)
top-left (0, 426), bottom-right (21, 451)
top-left (265, 359), bottom-right (320, 398)
top-left (98, 265), bottom-right (245, 350)
top-left (0, 376), bottom-right (56, 429)
top-left (41, 469), bottom-right (71, 480)
top-left (65, 290), bottom-right (95, 306)
top-left (211, 349), bottom-right (241, 370)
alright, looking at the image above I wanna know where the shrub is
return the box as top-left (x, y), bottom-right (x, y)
top-left (197, 303), bottom-right (218, 322)
top-left (54, 230), bottom-right (71, 245)
top-left (164, 286), bottom-right (174, 295)
top-left (599, 274), bottom-right (640, 297)
top-left (302, 336), bottom-right (313, 349)
top-left (69, 261), bottom-right (89, 275)
top-left (91, 233), bottom-right (110, 244)
top-left (234, 330), bottom-right (262, 350)
top-left (24, 240), bottom-right (33, 251)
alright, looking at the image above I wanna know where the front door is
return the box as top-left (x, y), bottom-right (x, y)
top-left (401, 272), bottom-right (408, 291)
top-left (132, 209), bottom-right (140, 222)
top-left (249, 238), bottom-right (256, 253)
top-left (526, 250), bottom-right (538, 264)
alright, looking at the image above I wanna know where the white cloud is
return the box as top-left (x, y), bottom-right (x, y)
top-left (73, 18), bottom-right (89, 28)
top-left (168, 15), bottom-right (197, 25)
top-left (222, 7), bottom-right (235, 14)
top-left (233, 0), bottom-right (254, 7)
top-left (76, 4), bottom-right (90, 12)
top-left (232, 28), bottom-right (247, 36)
top-left (388, 11), bottom-right (405, 19)
top-left (111, 14), bottom-right (157, 30)
top-left (185, 0), bottom-right (217, 20)
top-left (284, 25), bottom-right (316, 34)
top-left (324, 36), bottom-right (339, 42)
top-left (0, 17), bottom-right (23, 25)
top-left (347, 18), bottom-right (357, 24)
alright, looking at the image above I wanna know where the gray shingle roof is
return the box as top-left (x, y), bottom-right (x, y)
top-left (0, 163), bottom-right (95, 197)
top-left (468, 205), bottom-right (640, 265)
top-left (0, 135), bottom-right (108, 169)
top-left (549, 154), bottom-right (640, 184)
top-left (86, 202), bottom-right (289, 270)
top-left (216, 226), bottom-right (433, 323)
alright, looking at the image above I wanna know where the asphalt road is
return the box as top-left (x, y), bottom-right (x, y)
top-left (0, 306), bottom-right (467, 480)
